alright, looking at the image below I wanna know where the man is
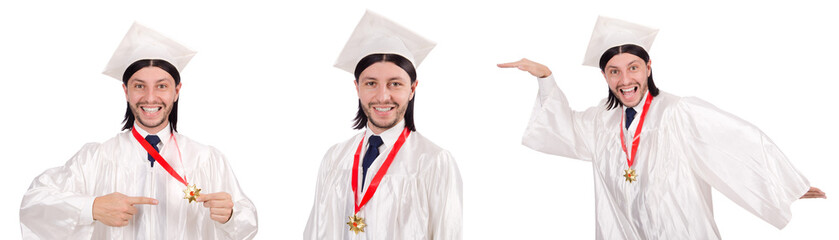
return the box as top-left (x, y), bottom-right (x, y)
top-left (19, 23), bottom-right (258, 239)
top-left (304, 10), bottom-right (462, 239)
top-left (497, 16), bottom-right (825, 239)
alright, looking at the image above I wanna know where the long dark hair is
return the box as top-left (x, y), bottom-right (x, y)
top-left (352, 53), bottom-right (417, 132)
top-left (599, 44), bottom-right (660, 110)
top-left (121, 59), bottom-right (181, 132)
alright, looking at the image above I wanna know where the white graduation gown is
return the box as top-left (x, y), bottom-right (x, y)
top-left (523, 76), bottom-right (810, 240)
top-left (20, 129), bottom-right (258, 239)
top-left (304, 123), bottom-right (463, 240)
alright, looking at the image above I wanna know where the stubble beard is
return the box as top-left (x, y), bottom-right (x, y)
top-left (613, 85), bottom-right (647, 108)
top-left (363, 102), bottom-right (406, 131)
top-left (130, 102), bottom-right (170, 130)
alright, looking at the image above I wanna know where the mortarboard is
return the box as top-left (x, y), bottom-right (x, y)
top-left (334, 10), bottom-right (436, 73)
top-left (102, 22), bottom-right (196, 81)
top-left (582, 16), bottom-right (659, 67)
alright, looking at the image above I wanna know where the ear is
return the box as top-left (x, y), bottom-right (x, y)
top-left (601, 71), bottom-right (608, 83)
top-left (410, 80), bottom-right (418, 100)
top-left (354, 79), bottom-right (361, 97)
top-left (646, 60), bottom-right (652, 77)
top-left (123, 83), bottom-right (129, 101)
top-left (175, 82), bottom-right (182, 102)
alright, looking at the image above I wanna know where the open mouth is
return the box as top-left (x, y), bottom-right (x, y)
top-left (374, 107), bottom-right (394, 112)
top-left (620, 86), bottom-right (638, 98)
top-left (142, 107), bottom-right (162, 113)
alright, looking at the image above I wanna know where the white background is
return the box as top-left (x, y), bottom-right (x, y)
top-left (2, 0), bottom-right (837, 239)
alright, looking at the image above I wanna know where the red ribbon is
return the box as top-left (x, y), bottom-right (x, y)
top-left (132, 128), bottom-right (188, 187)
top-left (352, 127), bottom-right (411, 214)
top-left (619, 91), bottom-right (654, 169)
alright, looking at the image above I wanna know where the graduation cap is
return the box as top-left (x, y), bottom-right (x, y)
top-left (334, 10), bottom-right (436, 73)
top-left (102, 22), bottom-right (196, 81)
top-left (582, 16), bottom-right (659, 67)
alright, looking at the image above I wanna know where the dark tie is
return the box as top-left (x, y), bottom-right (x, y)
top-left (361, 135), bottom-right (384, 191)
top-left (625, 108), bottom-right (637, 129)
top-left (145, 135), bottom-right (161, 167)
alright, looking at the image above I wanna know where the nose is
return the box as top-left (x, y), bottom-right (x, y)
top-left (619, 70), bottom-right (632, 85)
top-left (374, 84), bottom-right (390, 102)
top-left (140, 86), bottom-right (157, 102)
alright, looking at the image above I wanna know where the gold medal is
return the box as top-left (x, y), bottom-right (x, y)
top-left (624, 169), bottom-right (637, 183)
top-left (133, 128), bottom-right (198, 203)
top-left (348, 128), bottom-right (411, 235)
top-left (183, 184), bottom-right (201, 203)
top-left (347, 214), bottom-right (366, 234)
top-left (619, 92), bottom-right (653, 184)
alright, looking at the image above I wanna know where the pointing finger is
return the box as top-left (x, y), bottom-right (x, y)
top-left (128, 197), bottom-right (159, 205)
top-left (197, 192), bottom-right (231, 202)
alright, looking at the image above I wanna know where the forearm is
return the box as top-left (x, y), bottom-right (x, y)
top-left (20, 172), bottom-right (96, 239)
top-left (523, 75), bottom-right (595, 160)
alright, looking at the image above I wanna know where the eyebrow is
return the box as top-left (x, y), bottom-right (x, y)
top-left (606, 60), bottom-right (642, 69)
top-left (361, 76), bottom-right (405, 81)
top-left (128, 78), bottom-right (170, 84)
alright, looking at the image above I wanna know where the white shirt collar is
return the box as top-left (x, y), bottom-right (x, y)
top-left (133, 122), bottom-right (172, 147)
top-left (363, 120), bottom-right (406, 150)
top-left (622, 91), bottom-right (650, 129)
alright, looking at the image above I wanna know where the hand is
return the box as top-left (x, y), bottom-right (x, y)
top-left (497, 58), bottom-right (552, 78)
top-left (800, 187), bottom-right (826, 199)
top-left (92, 192), bottom-right (158, 227)
top-left (197, 192), bottom-right (234, 223)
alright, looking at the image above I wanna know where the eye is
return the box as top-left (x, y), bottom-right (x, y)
top-left (157, 84), bottom-right (167, 89)
top-left (389, 82), bottom-right (402, 87)
top-left (629, 66), bottom-right (638, 71)
top-left (610, 70), bottom-right (618, 75)
top-left (134, 84), bottom-right (144, 89)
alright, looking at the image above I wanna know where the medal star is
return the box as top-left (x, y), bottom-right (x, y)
top-left (183, 184), bottom-right (201, 203)
top-left (347, 215), bottom-right (366, 234)
top-left (624, 169), bottom-right (637, 183)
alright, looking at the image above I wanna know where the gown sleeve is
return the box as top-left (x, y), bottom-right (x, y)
top-left (303, 144), bottom-right (340, 240)
top-left (206, 147), bottom-right (259, 239)
top-left (425, 150), bottom-right (463, 240)
top-left (19, 143), bottom-right (100, 239)
top-left (522, 75), bottom-right (599, 161)
top-left (671, 97), bottom-right (810, 229)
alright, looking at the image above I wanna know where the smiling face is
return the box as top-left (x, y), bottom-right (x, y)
top-left (123, 66), bottom-right (181, 134)
top-left (603, 53), bottom-right (651, 108)
top-left (355, 61), bottom-right (417, 134)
